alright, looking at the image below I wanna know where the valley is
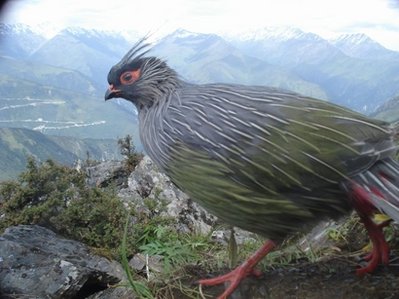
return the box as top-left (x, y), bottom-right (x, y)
top-left (1, 23), bottom-right (399, 179)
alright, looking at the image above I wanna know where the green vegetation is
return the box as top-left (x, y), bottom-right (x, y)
top-left (121, 213), bottom-right (221, 298)
top-left (0, 157), bottom-right (85, 231)
top-left (1, 153), bottom-right (397, 298)
top-left (120, 217), bottom-right (154, 299)
top-left (0, 155), bottom-right (222, 297)
top-left (0, 157), bottom-right (136, 258)
top-left (118, 134), bottom-right (144, 172)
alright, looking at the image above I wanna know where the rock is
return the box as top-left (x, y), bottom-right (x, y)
top-left (129, 253), bottom-right (163, 275)
top-left (298, 220), bottom-right (340, 252)
top-left (87, 287), bottom-right (136, 299)
top-left (211, 227), bottom-right (258, 246)
top-left (129, 253), bottom-right (147, 271)
top-left (85, 157), bottom-right (254, 240)
top-left (119, 156), bottom-right (218, 234)
top-left (85, 160), bottom-right (128, 188)
top-left (0, 225), bottom-right (126, 299)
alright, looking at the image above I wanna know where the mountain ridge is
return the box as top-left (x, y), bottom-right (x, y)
top-left (2, 23), bottom-right (399, 113)
top-left (1, 24), bottom-right (399, 179)
top-left (0, 127), bottom-right (122, 181)
top-left (226, 27), bottom-right (399, 112)
top-left (330, 33), bottom-right (399, 61)
top-left (153, 29), bottom-right (328, 98)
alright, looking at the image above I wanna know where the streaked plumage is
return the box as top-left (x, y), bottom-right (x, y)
top-left (105, 40), bottom-right (399, 299)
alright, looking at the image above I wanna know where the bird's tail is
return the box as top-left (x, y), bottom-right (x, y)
top-left (343, 158), bottom-right (399, 223)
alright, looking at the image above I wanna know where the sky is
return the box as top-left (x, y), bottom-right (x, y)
top-left (2, 0), bottom-right (399, 51)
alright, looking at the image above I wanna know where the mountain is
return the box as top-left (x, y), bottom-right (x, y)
top-left (2, 23), bottom-right (399, 154)
top-left (227, 27), bottom-right (399, 112)
top-left (0, 25), bottom-right (141, 145)
top-left (227, 27), bottom-right (338, 66)
top-left (0, 23), bottom-right (46, 58)
top-left (29, 27), bottom-right (135, 89)
top-left (0, 56), bottom-right (140, 143)
top-left (0, 127), bottom-right (122, 181)
top-left (372, 95), bottom-right (399, 122)
top-left (330, 33), bottom-right (399, 61)
top-left (153, 29), bottom-right (327, 99)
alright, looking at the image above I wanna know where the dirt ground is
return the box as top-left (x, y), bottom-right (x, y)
top-left (166, 232), bottom-right (399, 299)
top-left (199, 220), bottom-right (399, 299)
top-left (192, 254), bottom-right (399, 299)
top-left (161, 218), bottom-right (399, 299)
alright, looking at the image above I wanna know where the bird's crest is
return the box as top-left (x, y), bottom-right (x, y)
top-left (118, 36), bottom-right (152, 67)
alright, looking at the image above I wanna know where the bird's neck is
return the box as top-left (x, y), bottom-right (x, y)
top-left (137, 92), bottom-right (174, 170)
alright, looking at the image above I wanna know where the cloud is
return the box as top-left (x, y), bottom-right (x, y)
top-left (388, 0), bottom-right (399, 9)
top-left (2, 0), bottom-right (399, 50)
top-left (343, 21), bottom-right (399, 32)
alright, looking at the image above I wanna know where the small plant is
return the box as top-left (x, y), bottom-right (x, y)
top-left (0, 157), bottom-right (85, 231)
top-left (135, 221), bottom-right (200, 269)
top-left (118, 135), bottom-right (143, 172)
top-left (84, 150), bottom-right (100, 167)
top-left (53, 186), bottom-right (136, 258)
top-left (327, 227), bottom-right (348, 242)
top-left (121, 216), bottom-right (154, 299)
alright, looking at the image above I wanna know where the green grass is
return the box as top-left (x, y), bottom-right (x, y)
top-left (121, 216), bottom-right (154, 298)
top-left (3, 156), bottom-right (394, 298)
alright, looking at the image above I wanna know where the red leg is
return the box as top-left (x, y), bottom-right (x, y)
top-left (362, 220), bottom-right (391, 262)
top-left (199, 240), bottom-right (276, 299)
top-left (350, 183), bottom-right (390, 275)
top-left (355, 214), bottom-right (389, 275)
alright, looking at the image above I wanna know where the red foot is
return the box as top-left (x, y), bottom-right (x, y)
top-left (350, 183), bottom-right (391, 275)
top-left (199, 240), bottom-right (275, 299)
top-left (356, 215), bottom-right (390, 275)
top-left (362, 220), bottom-right (391, 262)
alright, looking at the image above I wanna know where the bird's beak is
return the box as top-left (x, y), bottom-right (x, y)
top-left (105, 85), bottom-right (121, 101)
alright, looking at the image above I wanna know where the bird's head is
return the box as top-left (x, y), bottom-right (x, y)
top-left (105, 39), bottom-right (179, 111)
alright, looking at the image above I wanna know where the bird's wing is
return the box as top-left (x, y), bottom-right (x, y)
top-left (164, 84), bottom-right (396, 194)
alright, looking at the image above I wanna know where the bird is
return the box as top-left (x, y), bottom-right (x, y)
top-left (105, 39), bottom-right (399, 299)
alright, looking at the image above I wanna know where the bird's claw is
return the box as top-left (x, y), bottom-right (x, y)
top-left (198, 267), bottom-right (262, 299)
top-left (198, 240), bottom-right (275, 299)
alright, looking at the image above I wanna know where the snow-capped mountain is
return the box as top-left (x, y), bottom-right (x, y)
top-left (1, 23), bottom-right (399, 136)
top-left (333, 33), bottom-right (372, 45)
top-left (226, 27), bottom-right (399, 112)
top-left (227, 26), bottom-right (341, 68)
top-left (0, 23), bottom-right (46, 57)
top-left (0, 23), bottom-right (35, 35)
top-left (29, 26), bottom-right (134, 88)
top-left (228, 26), bottom-right (323, 42)
top-left (152, 29), bottom-right (327, 98)
top-left (29, 22), bottom-right (63, 39)
top-left (168, 28), bottom-right (201, 39)
top-left (1, 23), bottom-right (399, 179)
top-left (330, 33), bottom-right (399, 60)
top-left (0, 24), bottom-right (140, 143)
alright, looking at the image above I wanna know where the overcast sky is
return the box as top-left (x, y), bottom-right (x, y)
top-left (2, 0), bottom-right (399, 50)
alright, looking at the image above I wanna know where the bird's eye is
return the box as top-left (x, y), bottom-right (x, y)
top-left (120, 69), bottom-right (140, 85)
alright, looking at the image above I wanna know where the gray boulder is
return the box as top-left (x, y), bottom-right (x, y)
top-left (0, 225), bottom-right (133, 299)
top-left (85, 160), bottom-right (128, 188)
top-left (118, 156), bottom-right (218, 234)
